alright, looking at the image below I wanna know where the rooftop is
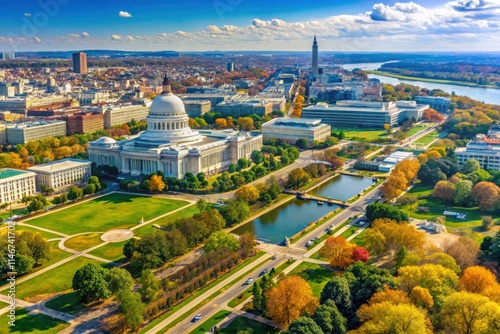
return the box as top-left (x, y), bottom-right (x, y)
top-left (27, 158), bottom-right (91, 174)
top-left (0, 168), bottom-right (32, 180)
top-left (263, 118), bottom-right (326, 129)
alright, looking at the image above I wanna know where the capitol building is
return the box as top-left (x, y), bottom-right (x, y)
top-left (87, 77), bottom-right (262, 178)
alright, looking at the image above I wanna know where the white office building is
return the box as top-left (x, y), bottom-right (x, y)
top-left (27, 158), bottom-right (92, 191)
top-left (262, 118), bottom-right (331, 144)
top-left (0, 169), bottom-right (36, 203)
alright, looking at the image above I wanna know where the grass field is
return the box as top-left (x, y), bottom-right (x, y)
top-left (220, 316), bottom-right (279, 334)
top-left (401, 184), bottom-right (484, 229)
top-left (351, 229), bottom-right (367, 246)
top-left (88, 240), bottom-right (128, 262)
top-left (64, 233), bottom-right (103, 251)
top-left (0, 308), bottom-right (69, 334)
top-left (133, 204), bottom-right (199, 237)
top-left (414, 130), bottom-right (439, 145)
top-left (1, 257), bottom-right (101, 301)
top-left (45, 291), bottom-right (84, 315)
top-left (24, 193), bottom-right (189, 235)
top-left (331, 127), bottom-right (389, 142)
top-left (340, 226), bottom-right (361, 239)
top-left (287, 261), bottom-right (333, 297)
top-left (10, 225), bottom-right (62, 239)
top-left (189, 310), bottom-right (231, 334)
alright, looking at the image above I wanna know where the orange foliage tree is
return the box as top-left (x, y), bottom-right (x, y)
top-left (471, 181), bottom-right (500, 211)
top-left (460, 266), bottom-right (499, 294)
top-left (320, 236), bottom-right (356, 269)
top-left (422, 108), bottom-right (445, 122)
top-left (266, 276), bottom-right (319, 329)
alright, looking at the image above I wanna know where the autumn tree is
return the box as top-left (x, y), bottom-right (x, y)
top-left (443, 237), bottom-right (479, 270)
top-left (266, 276), bottom-right (319, 329)
top-left (237, 117), bottom-right (254, 131)
top-left (320, 237), bottom-right (356, 269)
top-left (422, 108), bottom-right (444, 122)
top-left (148, 174), bottom-right (166, 192)
top-left (234, 184), bottom-right (260, 204)
top-left (352, 246), bottom-right (369, 263)
top-left (471, 181), bottom-right (500, 211)
top-left (439, 292), bottom-right (500, 334)
top-left (410, 286), bottom-right (434, 309)
top-left (433, 180), bottom-right (455, 203)
top-left (460, 266), bottom-right (498, 294)
top-left (286, 168), bottom-right (310, 189)
top-left (215, 118), bottom-right (227, 129)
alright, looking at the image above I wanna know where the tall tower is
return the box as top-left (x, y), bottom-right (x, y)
top-left (72, 52), bottom-right (88, 74)
top-left (312, 35), bottom-right (319, 75)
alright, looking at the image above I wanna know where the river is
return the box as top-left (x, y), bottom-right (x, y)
top-left (342, 63), bottom-right (500, 105)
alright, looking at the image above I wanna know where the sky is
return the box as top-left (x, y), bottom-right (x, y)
top-left (0, 0), bottom-right (499, 52)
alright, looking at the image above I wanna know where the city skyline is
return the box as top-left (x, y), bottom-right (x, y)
top-left (0, 0), bottom-right (499, 52)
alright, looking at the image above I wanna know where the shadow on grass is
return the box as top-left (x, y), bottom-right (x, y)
top-left (9, 308), bottom-right (69, 333)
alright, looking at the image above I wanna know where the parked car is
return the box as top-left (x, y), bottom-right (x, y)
top-left (246, 278), bottom-right (254, 284)
top-left (259, 269), bottom-right (268, 276)
top-left (193, 314), bottom-right (202, 322)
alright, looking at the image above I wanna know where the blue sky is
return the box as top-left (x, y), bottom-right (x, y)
top-left (0, 0), bottom-right (499, 51)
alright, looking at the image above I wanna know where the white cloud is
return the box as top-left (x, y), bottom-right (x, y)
top-left (111, 34), bottom-right (122, 40)
top-left (126, 35), bottom-right (135, 41)
top-left (33, 36), bottom-right (41, 43)
top-left (82, 32), bottom-right (90, 38)
top-left (23, 13), bottom-right (32, 17)
top-left (119, 11), bottom-right (132, 18)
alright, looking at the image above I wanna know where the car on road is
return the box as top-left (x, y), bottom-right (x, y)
top-left (314, 236), bottom-right (319, 241)
top-left (193, 314), bottom-right (202, 322)
top-left (305, 240), bottom-right (314, 247)
top-left (246, 278), bottom-right (254, 284)
top-left (259, 269), bottom-right (268, 276)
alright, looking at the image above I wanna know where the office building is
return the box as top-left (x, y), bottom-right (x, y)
top-left (378, 151), bottom-right (414, 172)
top-left (27, 158), bottom-right (92, 191)
top-left (455, 124), bottom-right (500, 171)
top-left (215, 99), bottom-right (273, 117)
top-left (227, 62), bottom-right (234, 72)
top-left (103, 104), bottom-right (150, 128)
top-left (312, 36), bottom-right (319, 75)
top-left (415, 96), bottom-right (451, 113)
top-left (183, 100), bottom-right (211, 117)
top-left (2, 52), bottom-right (15, 60)
top-left (0, 83), bottom-right (15, 97)
top-left (302, 100), bottom-right (428, 128)
top-left (6, 120), bottom-right (67, 144)
top-left (262, 118), bottom-right (331, 144)
top-left (88, 76), bottom-right (262, 178)
top-left (72, 52), bottom-right (88, 74)
top-left (0, 169), bottom-right (36, 203)
top-left (0, 124), bottom-right (6, 144)
top-left (66, 112), bottom-right (104, 135)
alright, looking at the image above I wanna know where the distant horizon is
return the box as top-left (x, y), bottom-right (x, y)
top-left (1, 0), bottom-right (498, 52)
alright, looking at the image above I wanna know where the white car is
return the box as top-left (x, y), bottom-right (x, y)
top-left (246, 278), bottom-right (254, 284)
top-left (193, 314), bottom-right (202, 322)
top-left (305, 240), bottom-right (313, 247)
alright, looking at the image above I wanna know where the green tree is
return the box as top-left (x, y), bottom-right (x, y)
top-left (219, 200), bottom-right (250, 226)
top-left (72, 263), bottom-right (111, 304)
top-left (67, 186), bottom-right (84, 201)
top-left (164, 229), bottom-right (188, 256)
top-left (138, 269), bottom-right (160, 302)
top-left (18, 231), bottom-right (50, 264)
top-left (283, 316), bottom-right (324, 334)
top-left (250, 150), bottom-right (263, 164)
top-left (204, 231), bottom-right (240, 253)
top-left (118, 290), bottom-right (144, 330)
top-left (295, 138), bottom-right (309, 150)
top-left (16, 254), bottom-right (36, 274)
top-left (252, 281), bottom-right (264, 312)
top-left (462, 159), bottom-right (480, 174)
top-left (320, 276), bottom-right (352, 318)
top-left (107, 268), bottom-right (134, 294)
top-left (123, 238), bottom-right (137, 259)
top-left (84, 183), bottom-right (97, 195)
top-left (287, 168), bottom-right (310, 189)
top-left (482, 215), bottom-right (493, 231)
top-left (395, 246), bottom-right (407, 270)
top-left (313, 300), bottom-right (347, 334)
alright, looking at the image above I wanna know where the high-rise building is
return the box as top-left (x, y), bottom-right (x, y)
top-left (312, 36), bottom-right (319, 75)
top-left (227, 62), bottom-right (234, 72)
top-left (72, 52), bottom-right (88, 74)
top-left (2, 52), bottom-right (15, 60)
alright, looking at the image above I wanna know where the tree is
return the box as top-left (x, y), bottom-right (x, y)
top-left (164, 229), bottom-right (188, 256)
top-left (439, 292), bottom-right (500, 334)
top-left (84, 183), bottom-right (97, 195)
top-left (420, 252), bottom-right (461, 274)
top-left (234, 185), bottom-right (260, 204)
top-left (250, 150), bottom-right (263, 164)
top-left (123, 238), bottom-right (137, 259)
top-left (452, 179), bottom-right (473, 205)
top-left (204, 231), bottom-right (240, 253)
top-left (283, 316), bottom-right (325, 334)
top-left (313, 300), bottom-right (347, 334)
top-left (443, 237), bottom-right (479, 270)
top-left (379, 171), bottom-right (408, 200)
top-left (16, 254), bottom-right (35, 274)
top-left (422, 108), bottom-right (444, 122)
top-left (266, 276), bottom-right (319, 329)
top-left (239, 232), bottom-right (257, 257)
top-left (138, 269), bottom-right (160, 302)
top-left (482, 215), bottom-right (493, 231)
top-left (67, 186), bottom-right (84, 201)
top-left (118, 290), bottom-right (144, 330)
top-left (365, 203), bottom-right (409, 223)
top-left (319, 276), bottom-right (352, 317)
top-left (320, 237), bottom-right (355, 269)
top-left (286, 168), bottom-right (310, 189)
top-left (296, 138), bottom-right (309, 150)
top-left (72, 263), bottom-right (111, 304)
top-left (383, 123), bottom-right (391, 133)
top-left (471, 181), bottom-right (500, 211)
top-left (462, 159), bottom-right (481, 174)
top-left (460, 266), bottom-right (498, 294)
top-left (352, 246), bottom-right (369, 263)
top-left (215, 118), bottom-right (227, 129)
top-left (433, 180), bottom-right (455, 203)
top-left (148, 174), bottom-right (166, 192)
top-left (410, 286), bottom-right (434, 309)
top-left (18, 231), bottom-right (50, 264)
top-left (395, 194), bottom-right (418, 207)
top-left (218, 200), bottom-right (250, 226)
top-left (107, 268), bottom-right (134, 294)
top-left (238, 117), bottom-right (254, 131)
top-left (356, 301), bottom-right (432, 334)
top-left (252, 281), bottom-right (265, 312)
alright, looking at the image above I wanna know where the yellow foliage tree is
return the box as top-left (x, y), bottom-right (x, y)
top-left (440, 292), bottom-right (500, 334)
top-left (367, 285), bottom-right (410, 306)
top-left (234, 185), bottom-right (260, 204)
top-left (215, 118), bottom-right (227, 129)
top-left (237, 117), bottom-right (254, 131)
top-left (266, 276), bottom-right (319, 329)
top-left (319, 236), bottom-right (355, 269)
top-left (148, 175), bottom-right (165, 192)
top-left (460, 266), bottom-right (498, 294)
top-left (410, 286), bottom-right (434, 309)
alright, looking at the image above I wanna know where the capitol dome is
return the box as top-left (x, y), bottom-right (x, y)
top-left (138, 75), bottom-right (202, 145)
top-left (91, 136), bottom-right (117, 148)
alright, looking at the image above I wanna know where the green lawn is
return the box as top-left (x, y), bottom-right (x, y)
top-left (88, 240), bottom-right (128, 262)
top-left (331, 127), bottom-right (389, 142)
top-left (0, 209), bottom-right (27, 222)
top-left (133, 204), bottom-right (199, 237)
top-left (24, 193), bottom-right (189, 235)
top-left (11, 225), bottom-right (62, 240)
top-left (1, 257), bottom-right (101, 301)
top-left (189, 310), bottom-right (231, 334)
top-left (0, 308), bottom-right (69, 334)
top-left (287, 262), bottom-right (333, 297)
top-left (64, 233), bottom-right (103, 252)
top-left (220, 316), bottom-right (279, 334)
top-left (340, 226), bottom-right (360, 239)
top-left (45, 291), bottom-right (85, 316)
top-left (351, 229), bottom-right (367, 246)
top-left (404, 125), bottom-right (427, 137)
top-left (414, 130), bottom-right (439, 145)
top-left (402, 183), bottom-right (485, 229)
